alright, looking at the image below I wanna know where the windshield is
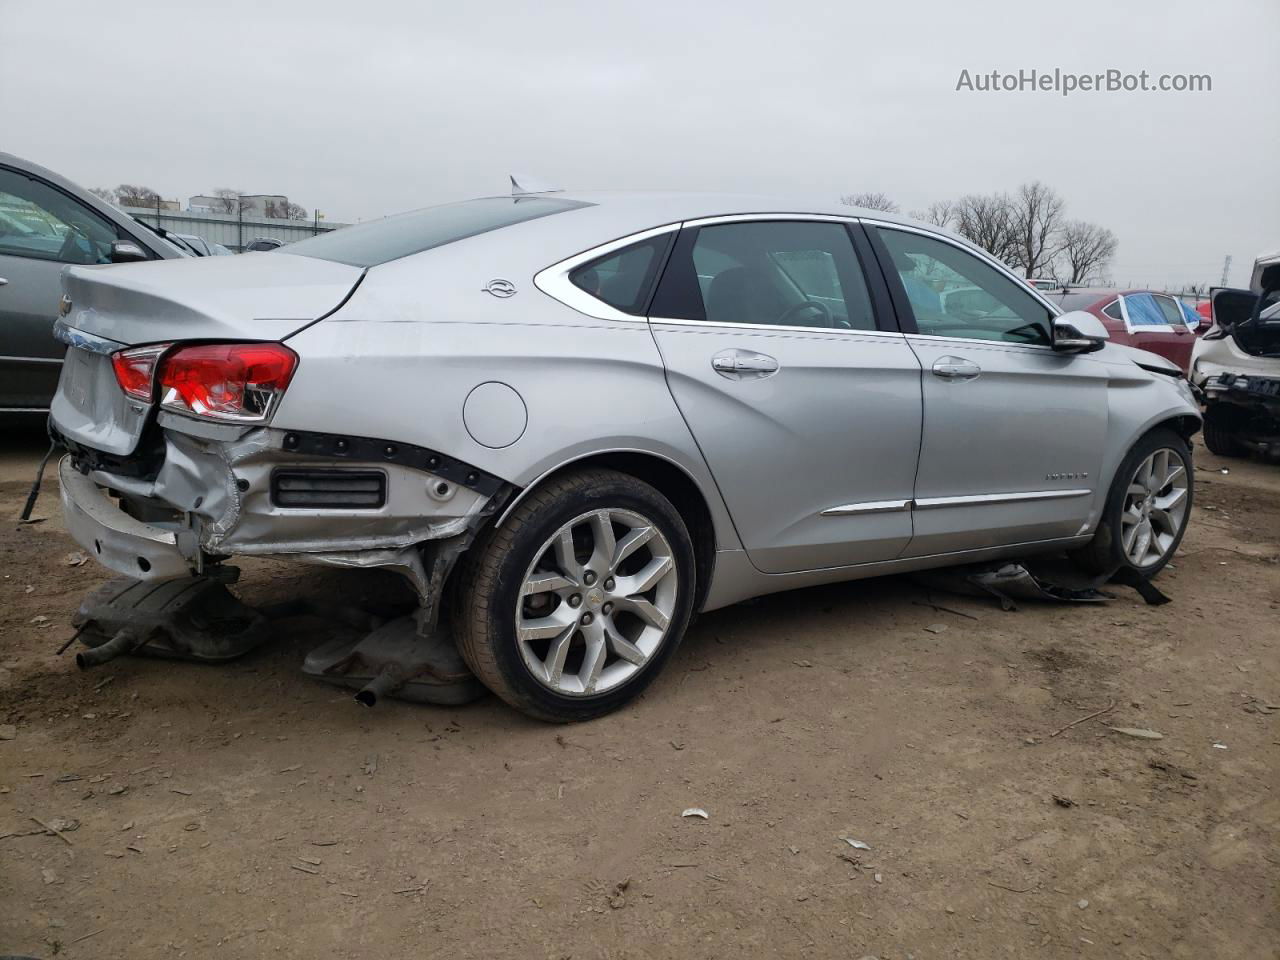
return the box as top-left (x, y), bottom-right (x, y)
top-left (287, 196), bottom-right (592, 268)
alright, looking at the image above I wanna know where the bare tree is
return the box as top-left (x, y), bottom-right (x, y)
top-left (1008, 181), bottom-right (1065, 278)
top-left (1058, 220), bottom-right (1117, 285)
top-left (910, 199), bottom-right (956, 228)
top-left (840, 191), bottom-right (899, 213)
top-left (88, 186), bottom-right (117, 204)
top-left (115, 184), bottom-right (161, 207)
top-left (951, 192), bottom-right (1019, 265)
top-left (208, 188), bottom-right (245, 215)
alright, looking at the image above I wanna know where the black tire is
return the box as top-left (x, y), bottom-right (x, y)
top-left (453, 469), bottom-right (696, 722)
top-left (1202, 404), bottom-right (1249, 458)
top-left (1071, 427), bottom-right (1194, 577)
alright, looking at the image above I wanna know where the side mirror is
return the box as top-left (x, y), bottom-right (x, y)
top-left (1052, 310), bottom-right (1109, 354)
top-left (109, 240), bottom-right (149, 263)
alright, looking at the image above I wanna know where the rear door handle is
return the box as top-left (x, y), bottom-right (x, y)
top-left (712, 349), bottom-right (780, 379)
top-left (0, 277), bottom-right (9, 286)
top-left (931, 355), bottom-right (981, 380)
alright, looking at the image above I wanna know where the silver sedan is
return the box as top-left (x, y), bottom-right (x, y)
top-left (49, 187), bottom-right (1200, 720)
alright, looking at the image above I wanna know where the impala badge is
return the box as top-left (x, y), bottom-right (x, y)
top-left (482, 278), bottom-right (516, 298)
top-left (1046, 471), bottom-right (1089, 481)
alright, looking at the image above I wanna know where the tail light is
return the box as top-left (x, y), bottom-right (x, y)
top-left (157, 343), bottom-right (298, 422)
top-left (111, 343), bottom-right (172, 402)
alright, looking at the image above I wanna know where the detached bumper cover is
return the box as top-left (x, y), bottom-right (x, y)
top-left (59, 457), bottom-right (195, 580)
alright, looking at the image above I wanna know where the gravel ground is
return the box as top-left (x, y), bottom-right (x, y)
top-left (1, 422), bottom-right (1277, 960)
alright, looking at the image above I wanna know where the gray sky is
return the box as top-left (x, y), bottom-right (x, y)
top-left (3, 0), bottom-right (1276, 287)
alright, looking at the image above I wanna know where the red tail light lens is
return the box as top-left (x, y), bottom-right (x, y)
top-left (158, 343), bottom-right (298, 422)
top-left (111, 343), bottom-right (172, 402)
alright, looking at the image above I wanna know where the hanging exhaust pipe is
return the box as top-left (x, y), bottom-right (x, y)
top-left (354, 663), bottom-right (405, 707)
top-left (75, 628), bottom-right (145, 670)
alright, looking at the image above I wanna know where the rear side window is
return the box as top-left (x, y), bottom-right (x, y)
top-left (569, 234), bottom-right (672, 315)
top-left (1102, 299), bottom-right (1123, 320)
top-left (287, 196), bottom-right (592, 267)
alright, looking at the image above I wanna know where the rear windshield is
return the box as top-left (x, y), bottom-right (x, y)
top-left (286, 196), bottom-right (591, 267)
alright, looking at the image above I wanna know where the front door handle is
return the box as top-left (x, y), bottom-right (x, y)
top-left (712, 349), bottom-right (780, 379)
top-left (931, 355), bottom-right (981, 380)
top-left (0, 277), bottom-right (9, 286)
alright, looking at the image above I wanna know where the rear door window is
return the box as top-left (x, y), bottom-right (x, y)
top-left (652, 220), bottom-right (877, 330)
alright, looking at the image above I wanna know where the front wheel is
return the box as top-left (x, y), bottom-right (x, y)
top-left (454, 469), bottom-right (696, 722)
top-left (1071, 428), bottom-right (1193, 576)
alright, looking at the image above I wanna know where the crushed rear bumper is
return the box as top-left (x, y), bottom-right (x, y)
top-left (59, 457), bottom-right (196, 580)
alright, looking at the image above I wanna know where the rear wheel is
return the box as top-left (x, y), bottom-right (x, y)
top-left (1202, 404), bottom-right (1249, 458)
top-left (1071, 428), bottom-right (1193, 576)
top-left (454, 469), bottom-right (695, 722)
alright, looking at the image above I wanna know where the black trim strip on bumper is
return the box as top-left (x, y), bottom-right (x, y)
top-left (279, 429), bottom-right (505, 497)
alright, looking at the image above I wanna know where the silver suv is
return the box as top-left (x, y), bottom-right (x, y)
top-left (49, 189), bottom-right (1200, 720)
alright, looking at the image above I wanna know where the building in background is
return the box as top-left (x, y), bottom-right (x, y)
top-left (189, 194), bottom-right (290, 218)
top-left (120, 204), bottom-right (347, 253)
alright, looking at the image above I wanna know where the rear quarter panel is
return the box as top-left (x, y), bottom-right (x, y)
top-left (276, 266), bottom-right (741, 551)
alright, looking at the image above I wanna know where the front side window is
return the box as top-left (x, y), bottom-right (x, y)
top-left (875, 228), bottom-right (1053, 345)
top-left (569, 234), bottom-right (671, 315)
top-left (656, 220), bottom-right (876, 330)
top-left (1154, 295), bottom-right (1188, 329)
top-left (287, 196), bottom-right (591, 267)
top-left (0, 167), bottom-right (121, 264)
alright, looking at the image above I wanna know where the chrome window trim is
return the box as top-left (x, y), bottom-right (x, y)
top-left (650, 317), bottom-right (903, 338)
top-left (53, 319), bottom-right (122, 355)
top-left (821, 499), bottom-right (912, 516)
top-left (681, 212), bottom-right (860, 228)
top-left (533, 223), bottom-right (680, 323)
top-left (857, 217), bottom-right (1064, 317)
top-left (914, 488), bottom-right (1091, 509)
top-left (905, 332), bottom-right (1056, 353)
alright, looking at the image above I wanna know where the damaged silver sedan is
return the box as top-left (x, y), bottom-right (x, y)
top-left (48, 187), bottom-right (1201, 721)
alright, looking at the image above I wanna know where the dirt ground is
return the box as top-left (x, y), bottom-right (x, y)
top-left (1, 420), bottom-right (1277, 960)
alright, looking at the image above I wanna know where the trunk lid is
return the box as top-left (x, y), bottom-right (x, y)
top-left (60, 252), bottom-right (363, 345)
top-left (52, 252), bottom-right (363, 457)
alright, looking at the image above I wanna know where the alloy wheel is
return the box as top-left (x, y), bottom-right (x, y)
top-left (515, 508), bottom-right (679, 697)
top-left (1121, 447), bottom-right (1190, 567)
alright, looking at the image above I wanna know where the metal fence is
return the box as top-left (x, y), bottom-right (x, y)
top-left (119, 206), bottom-right (349, 252)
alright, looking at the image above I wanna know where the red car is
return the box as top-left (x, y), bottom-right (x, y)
top-left (1048, 289), bottom-right (1206, 373)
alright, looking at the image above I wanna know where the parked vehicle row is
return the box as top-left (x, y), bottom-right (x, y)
top-left (1, 152), bottom-right (293, 412)
top-left (48, 187), bottom-right (1201, 720)
top-left (1047, 287), bottom-right (1206, 374)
